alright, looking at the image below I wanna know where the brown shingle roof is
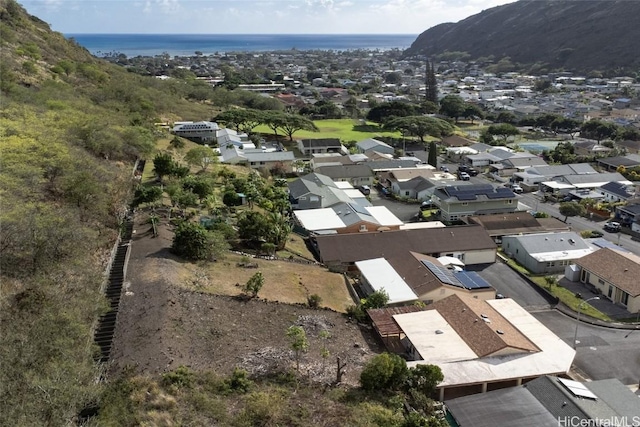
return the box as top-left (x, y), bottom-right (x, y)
top-left (430, 295), bottom-right (540, 357)
top-left (386, 253), bottom-right (443, 296)
top-left (574, 248), bottom-right (640, 297)
top-left (315, 225), bottom-right (496, 264)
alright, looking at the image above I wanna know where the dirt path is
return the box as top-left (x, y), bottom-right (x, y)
top-left (108, 213), bottom-right (384, 385)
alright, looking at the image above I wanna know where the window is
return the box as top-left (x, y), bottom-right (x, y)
top-left (608, 285), bottom-right (613, 298)
top-left (405, 191), bottom-right (410, 196)
top-left (621, 291), bottom-right (629, 306)
top-left (462, 202), bottom-right (468, 206)
top-left (598, 278), bottom-right (605, 285)
top-left (506, 199), bottom-right (513, 204)
top-left (546, 261), bottom-right (555, 267)
top-left (359, 225), bottom-right (367, 232)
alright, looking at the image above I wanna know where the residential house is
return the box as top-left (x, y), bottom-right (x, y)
top-left (596, 154), bottom-right (640, 172)
top-left (383, 168), bottom-right (455, 200)
top-left (315, 164), bottom-right (374, 187)
top-left (539, 172), bottom-right (630, 198)
top-left (615, 201), bottom-right (640, 231)
top-left (616, 139), bottom-right (640, 155)
top-left (287, 173), bottom-right (352, 210)
top-left (440, 135), bottom-right (475, 147)
top-left (368, 159), bottom-right (427, 175)
top-left (297, 138), bottom-right (346, 156)
top-left (445, 375), bottom-right (640, 426)
top-left (465, 146), bottom-right (516, 168)
top-left (598, 181), bottom-right (635, 203)
top-left (368, 295), bottom-right (575, 400)
top-left (356, 253), bottom-right (496, 306)
top-left (488, 155), bottom-right (548, 178)
top-left (431, 184), bottom-right (518, 222)
top-left (355, 138), bottom-right (395, 155)
top-left (501, 232), bottom-right (595, 274)
top-left (313, 225), bottom-right (497, 271)
top-left (466, 212), bottom-right (570, 242)
top-left (310, 153), bottom-right (367, 170)
top-left (513, 164), bottom-right (597, 191)
top-left (292, 203), bottom-right (402, 235)
top-left (574, 248), bottom-right (640, 314)
top-left (573, 140), bottom-right (612, 157)
top-left (220, 146), bottom-right (295, 172)
top-left (216, 127), bottom-right (254, 149)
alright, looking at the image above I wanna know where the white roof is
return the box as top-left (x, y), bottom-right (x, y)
top-left (405, 299), bottom-right (575, 387)
top-left (356, 258), bottom-right (417, 304)
top-left (531, 248), bottom-right (595, 262)
top-left (293, 209), bottom-right (345, 231)
top-left (343, 189), bottom-right (368, 199)
top-left (394, 311), bottom-right (477, 363)
top-left (334, 181), bottom-right (354, 189)
top-left (399, 221), bottom-right (447, 230)
top-left (364, 206), bottom-right (404, 227)
top-left (541, 181), bottom-right (575, 189)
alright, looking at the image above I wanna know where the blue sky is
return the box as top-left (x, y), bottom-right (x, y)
top-left (20, 0), bottom-right (517, 34)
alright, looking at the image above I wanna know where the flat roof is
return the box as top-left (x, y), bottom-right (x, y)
top-left (394, 311), bottom-right (477, 363)
top-left (365, 206), bottom-right (404, 227)
top-left (541, 181), bottom-right (575, 189)
top-left (531, 248), bottom-right (595, 262)
top-left (334, 181), bottom-right (354, 189)
top-left (405, 299), bottom-right (575, 387)
top-left (293, 209), bottom-right (345, 231)
top-left (399, 221), bottom-right (446, 230)
top-left (356, 258), bottom-right (417, 304)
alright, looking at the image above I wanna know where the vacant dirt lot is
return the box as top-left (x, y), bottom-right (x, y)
top-left (109, 213), bottom-right (384, 385)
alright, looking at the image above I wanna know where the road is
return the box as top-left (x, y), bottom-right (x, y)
top-left (533, 310), bottom-right (640, 386)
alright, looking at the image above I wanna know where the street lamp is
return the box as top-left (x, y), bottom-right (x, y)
top-left (573, 297), bottom-right (599, 349)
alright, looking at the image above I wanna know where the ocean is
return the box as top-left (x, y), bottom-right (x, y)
top-left (66, 34), bottom-right (417, 58)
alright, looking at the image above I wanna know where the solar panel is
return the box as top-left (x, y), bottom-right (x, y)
top-left (454, 271), bottom-right (492, 289)
top-left (557, 378), bottom-right (598, 400)
top-left (421, 260), bottom-right (460, 286)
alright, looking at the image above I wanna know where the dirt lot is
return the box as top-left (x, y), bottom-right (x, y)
top-left (109, 213), bottom-right (384, 386)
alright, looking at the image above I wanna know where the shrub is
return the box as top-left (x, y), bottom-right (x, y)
top-left (223, 368), bottom-right (253, 394)
top-left (161, 366), bottom-right (195, 389)
top-left (360, 352), bottom-right (408, 391)
top-left (307, 294), bottom-right (322, 308)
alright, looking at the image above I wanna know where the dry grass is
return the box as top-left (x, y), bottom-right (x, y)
top-left (277, 234), bottom-right (316, 260)
top-left (183, 253), bottom-right (352, 312)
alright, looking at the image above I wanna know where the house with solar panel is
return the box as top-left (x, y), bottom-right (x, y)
top-left (431, 184), bottom-right (518, 222)
top-left (355, 252), bottom-right (496, 306)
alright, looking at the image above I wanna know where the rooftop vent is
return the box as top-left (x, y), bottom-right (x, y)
top-left (483, 318), bottom-right (491, 323)
top-left (496, 330), bottom-right (504, 335)
top-left (435, 330), bottom-right (444, 335)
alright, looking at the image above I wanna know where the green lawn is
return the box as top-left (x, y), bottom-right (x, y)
top-left (254, 119), bottom-right (402, 142)
top-left (500, 254), bottom-right (611, 321)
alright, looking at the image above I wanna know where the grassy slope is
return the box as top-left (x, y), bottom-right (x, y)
top-left (255, 118), bottom-right (402, 142)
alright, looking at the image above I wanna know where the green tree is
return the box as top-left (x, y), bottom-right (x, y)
top-left (215, 108), bottom-right (264, 134)
top-left (169, 136), bottom-right (185, 150)
top-left (486, 123), bottom-right (519, 144)
top-left (438, 95), bottom-right (466, 122)
top-left (171, 221), bottom-right (228, 260)
top-left (427, 141), bottom-right (438, 168)
top-left (559, 201), bottom-right (586, 222)
top-left (424, 59), bottom-right (438, 105)
top-left (366, 101), bottom-right (416, 124)
top-left (405, 364), bottom-right (443, 396)
top-left (184, 146), bottom-right (218, 172)
top-left (462, 104), bottom-right (484, 124)
top-left (152, 152), bottom-right (174, 182)
top-left (362, 289), bottom-right (390, 310)
top-left (244, 271), bottom-right (265, 298)
top-left (286, 325), bottom-right (309, 372)
top-left (580, 119), bottom-right (618, 143)
top-left (384, 116), bottom-right (453, 143)
top-left (279, 113), bottom-right (318, 141)
top-left (132, 185), bottom-right (163, 207)
top-left (181, 175), bottom-right (214, 202)
top-left (360, 352), bottom-right (408, 391)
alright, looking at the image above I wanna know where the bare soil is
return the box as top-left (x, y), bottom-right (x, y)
top-left (108, 213), bottom-right (384, 386)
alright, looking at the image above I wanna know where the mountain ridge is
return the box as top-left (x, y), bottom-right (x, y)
top-left (404, 0), bottom-right (640, 74)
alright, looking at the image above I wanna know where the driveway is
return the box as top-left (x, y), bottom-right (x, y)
top-left (370, 189), bottom-right (421, 222)
top-left (467, 262), bottom-right (551, 310)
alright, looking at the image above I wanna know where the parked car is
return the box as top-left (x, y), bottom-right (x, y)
top-left (359, 185), bottom-right (371, 196)
top-left (439, 166), bottom-right (450, 173)
top-left (458, 171), bottom-right (471, 181)
top-left (603, 221), bottom-right (621, 232)
top-left (420, 200), bottom-right (436, 210)
top-left (458, 164), bottom-right (479, 176)
top-left (587, 230), bottom-right (604, 238)
top-left (508, 183), bottom-right (523, 194)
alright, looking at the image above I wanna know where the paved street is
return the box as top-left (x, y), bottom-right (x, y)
top-left (370, 188), bottom-right (421, 222)
top-left (533, 310), bottom-right (640, 386)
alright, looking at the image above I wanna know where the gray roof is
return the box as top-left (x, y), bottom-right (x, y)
top-left (562, 172), bottom-right (626, 185)
top-left (618, 203), bottom-right (640, 215)
top-left (504, 232), bottom-right (589, 254)
top-left (469, 142), bottom-right (492, 152)
top-left (597, 155), bottom-right (640, 168)
top-left (300, 138), bottom-right (342, 148)
top-left (502, 157), bottom-right (548, 168)
top-left (446, 386), bottom-right (558, 427)
top-left (446, 376), bottom-right (640, 427)
top-left (316, 164), bottom-right (373, 179)
top-left (356, 138), bottom-right (392, 151)
top-left (366, 160), bottom-right (420, 171)
top-left (288, 173), bottom-right (336, 199)
top-left (527, 164), bottom-right (596, 178)
top-left (396, 176), bottom-right (435, 192)
top-left (244, 150), bottom-right (295, 162)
